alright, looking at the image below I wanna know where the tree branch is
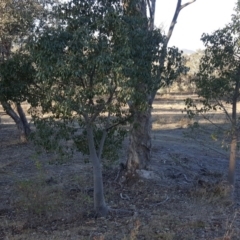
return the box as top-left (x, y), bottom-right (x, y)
top-left (215, 98), bottom-right (232, 123)
top-left (146, 0), bottom-right (152, 19)
top-left (146, 0), bottom-right (156, 30)
top-left (165, 0), bottom-right (196, 47)
top-left (150, 0), bottom-right (196, 103)
top-left (97, 112), bottom-right (111, 160)
top-left (180, 0), bottom-right (196, 10)
top-left (90, 84), bottom-right (116, 122)
top-left (106, 113), bottom-right (132, 131)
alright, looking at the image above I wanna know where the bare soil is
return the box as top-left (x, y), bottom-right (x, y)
top-left (0, 93), bottom-right (240, 240)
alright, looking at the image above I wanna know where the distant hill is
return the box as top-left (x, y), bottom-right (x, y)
top-left (181, 49), bottom-right (195, 55)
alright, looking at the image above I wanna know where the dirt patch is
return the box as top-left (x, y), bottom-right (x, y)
top-left (0, 94), bottom-right (240, 239)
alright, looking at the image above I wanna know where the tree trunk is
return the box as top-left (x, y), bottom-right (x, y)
top-left (86, 124), bottom-right (108, 217)
top-left (16, 103), bottom-right (31, 136)
top-left (228, 132), bottom-right (237, 187)
top-left (228, 79), bottom-right (239, 187)
top-left (1, 101), bottom-right (31, 142)
top-left (127, 102), bottom-right (152, 172)
top-left (124, 0), bottom-right (150, 174)
top-left (125, 0), bottom-right (196, 174)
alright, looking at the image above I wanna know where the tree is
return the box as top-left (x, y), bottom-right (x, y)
top-left (175, 50), bottom-right (204, 93)
top-left (124, 0), bottom-right (196, 173)
top-left (0, 53), bottom-right (35, 140)
top-left (0, 0), bottom-right (45, 141)
top-left (185, 10), bottom-right (240, 189)
top-left (27, 0), bottom-right (162, 216)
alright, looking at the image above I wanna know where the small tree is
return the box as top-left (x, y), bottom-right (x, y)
top-left (27, 0), bottom-right (162, 216)
top-left (185, 12), bottom-right (240, 189)
top-left (0, 0), bottom-right (45, 141)
top-left (0, 53), bottom-right (35, 140)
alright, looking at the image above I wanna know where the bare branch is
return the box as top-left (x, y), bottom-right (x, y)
top-left (200, 112), bottom-right (228, 131)
top-left (180, 0), bottom-right (196, 10)
top-left (151, 0), bottom-right (196, 102)
top-left (149, 0), bottom-right (156, 30)
top-left (146, 0), bottom-right (152, 19)
top-left (165, 0), bottom-right (196, 47)
top-left (215, 98), bottom-right (232, 123)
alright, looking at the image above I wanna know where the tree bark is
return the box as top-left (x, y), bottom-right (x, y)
top-left (125, 0), bottom-right (196, 173)
top-left (16, 103), bottom-right (31, 136)
top-left (229, 132), bottom-right (237, 187)
top-left (1, 101), bottom-right (31, 142)
top-left (86, 124), bottom-right (108, 217)
top-left (228, 77), bottom-right (239, 187)
top-left (127, 101), bottom-right (152, 172)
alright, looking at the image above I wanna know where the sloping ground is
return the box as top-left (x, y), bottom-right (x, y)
top-left (0, 94), bottom-right (240, 240)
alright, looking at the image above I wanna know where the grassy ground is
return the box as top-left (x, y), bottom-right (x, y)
top-left (0, 91), bottom-right (240, 240)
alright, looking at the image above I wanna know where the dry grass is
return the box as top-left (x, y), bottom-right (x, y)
top-left (0, 92), bottom-right (240, 239)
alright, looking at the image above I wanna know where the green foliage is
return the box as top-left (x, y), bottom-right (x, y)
top-left (0, 53), bottom-right (36, 102)
top-left (184, 5), bottom-right (240, 187)
top-left (29, 117), bottom-right (75, 159)
top-left (74, 124), bottom-right (127, 165)
top-left (197, 26), bottom-right (239, 102)
top-left (0, 0), bottom-right (36, 101)
top-left (0, 0), bottom-right (50, 141)
top-left (162, 47), bottom-right (186, 85)
top-left (185, 16), bottom-right (240, 117)
top-left (0, 0), bottom-right (53, 106)
top-left (26, 0), bottom-right (163, 164)
top-left (0, 0), bottom-right (43, 40)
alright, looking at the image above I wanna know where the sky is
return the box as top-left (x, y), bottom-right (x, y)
top-left (155, 0), bottom-right (237, 51)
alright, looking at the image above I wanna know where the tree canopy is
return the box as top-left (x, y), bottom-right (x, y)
top-left (185, 10), bottom-right (240, 188)
top-left (26, 0), bottom-right (164, 216)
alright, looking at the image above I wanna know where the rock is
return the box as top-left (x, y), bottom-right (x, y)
top-left (136, 170), bottom-right (156, 180)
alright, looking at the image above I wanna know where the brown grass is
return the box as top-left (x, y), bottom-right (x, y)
top-left (0, 92), bottom-right (240, 240)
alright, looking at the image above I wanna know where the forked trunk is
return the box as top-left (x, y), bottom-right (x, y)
top-left (86, 124), bottom-right (108, 217)
top-left (1, 101), bottom-right (31, 142)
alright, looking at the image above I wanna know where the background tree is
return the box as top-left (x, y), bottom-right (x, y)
top-left (124, 0), bottom-right (196, 173)
top-left (0, 0), bottom-right (45, 141)
top-left (175, 50), bottom-right (203, 94)
top-left (27, 0), bottom-right (162, 216)
top-left (0, 53), bottom-right (35, 141)
top-left (185, 10), bottom-right (240, 190)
